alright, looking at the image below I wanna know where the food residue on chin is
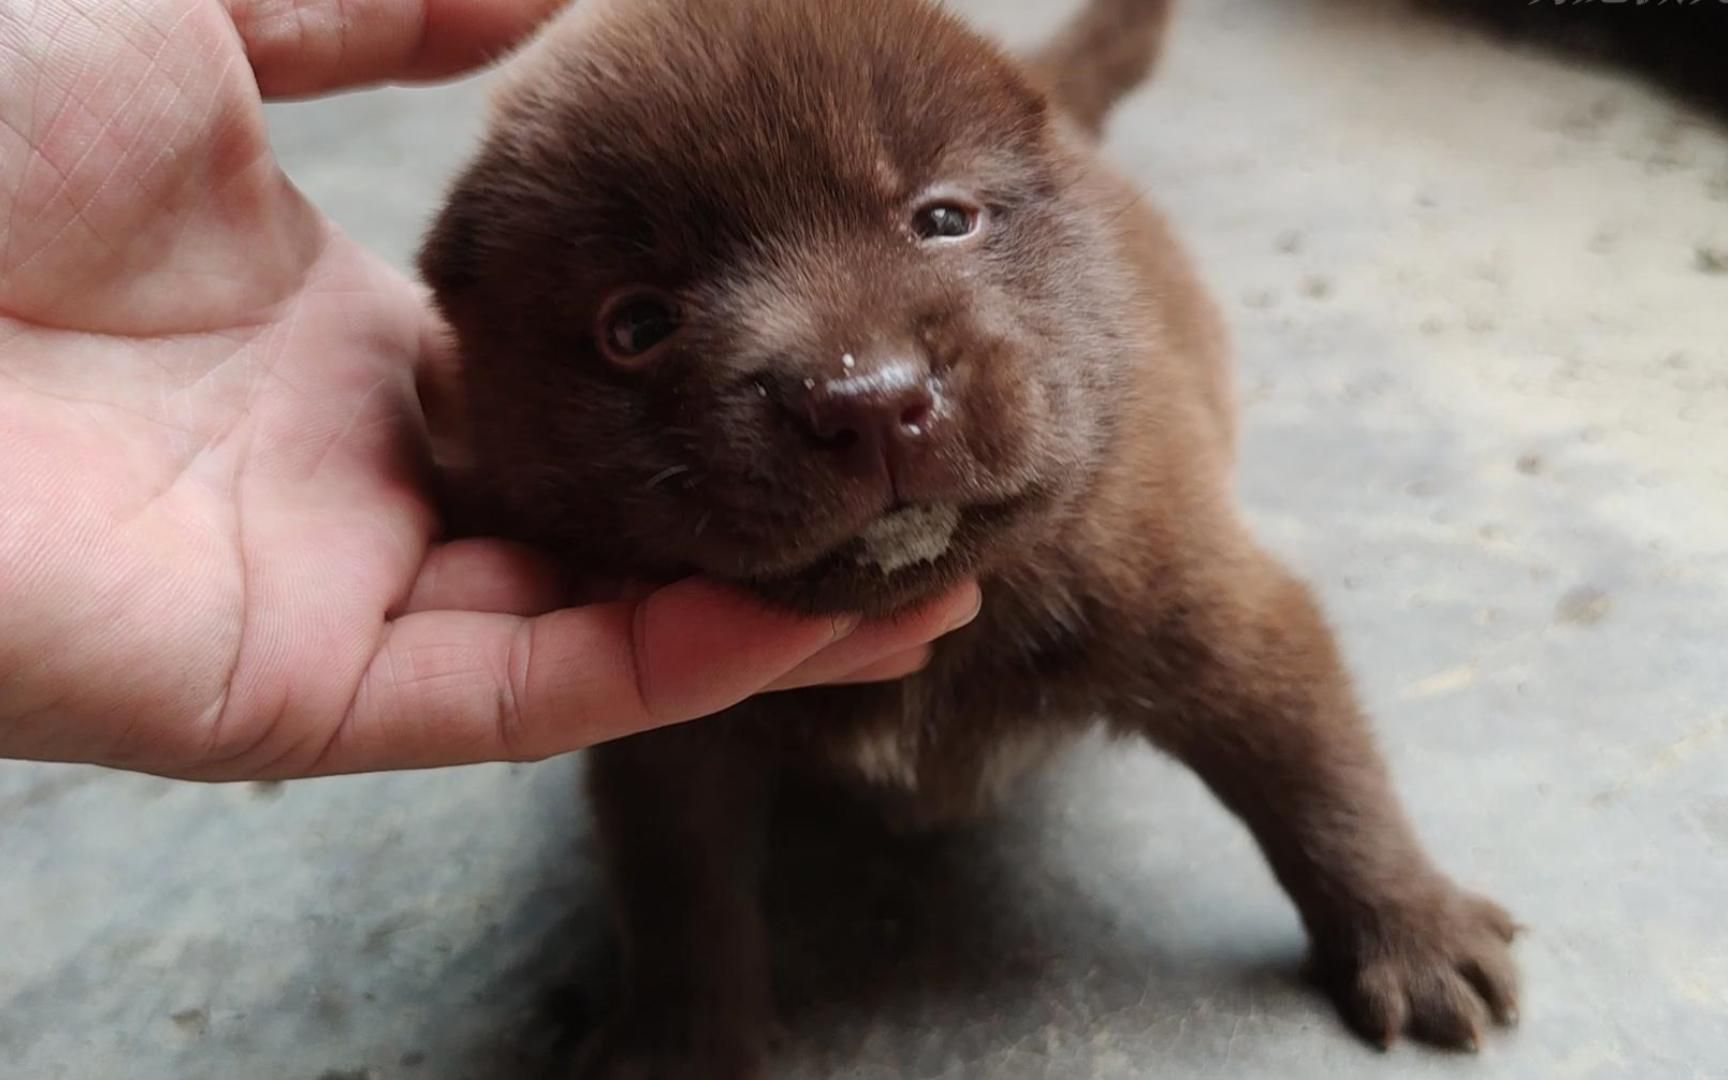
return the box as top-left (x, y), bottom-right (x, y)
top-left (855, 504), bottom-right (959, 573)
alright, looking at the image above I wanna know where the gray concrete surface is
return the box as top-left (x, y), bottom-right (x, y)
top-left (5, 1), bottom-right (1727, 1077)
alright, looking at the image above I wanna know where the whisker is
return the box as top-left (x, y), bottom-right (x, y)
top-left (645, 465), bottom-right (692, 491)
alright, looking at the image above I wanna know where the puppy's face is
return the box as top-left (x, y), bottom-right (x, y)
top-left (423, 0), bottom-right (1137, 614)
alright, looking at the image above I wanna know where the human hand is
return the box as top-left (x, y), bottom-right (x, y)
top-left (0, 0), bottom-right (980, 781)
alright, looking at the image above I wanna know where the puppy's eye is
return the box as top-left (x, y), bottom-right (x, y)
top-left (913, 202), bottom-right (981, 242)
top-left (598, 290), bottom-right (680, 363)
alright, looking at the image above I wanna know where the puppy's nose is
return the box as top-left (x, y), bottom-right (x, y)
top-left (797, 362), bottom-right (938, 483)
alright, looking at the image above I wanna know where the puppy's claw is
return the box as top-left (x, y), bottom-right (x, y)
top-left (1320, 885), bottom-right (1521, 1053)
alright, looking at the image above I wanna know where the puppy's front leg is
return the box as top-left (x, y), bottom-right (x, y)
top-left (577, 723), bottom-right (774, 1080)
top-left (1120, 550), bottom-right (1520, 1050)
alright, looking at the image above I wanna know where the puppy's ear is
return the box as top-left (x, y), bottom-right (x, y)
top-left (1029, 0), bottom-right (1172, 135)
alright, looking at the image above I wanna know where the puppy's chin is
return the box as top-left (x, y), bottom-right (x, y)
top-left (725, 498), bottom-right (1039, 617)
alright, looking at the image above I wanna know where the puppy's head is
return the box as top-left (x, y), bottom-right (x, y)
top-left (422, 0), bottom-right (1139, 615)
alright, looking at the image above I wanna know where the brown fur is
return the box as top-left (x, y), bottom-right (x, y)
top-left (419, 1), bottom-right (1520, 1075)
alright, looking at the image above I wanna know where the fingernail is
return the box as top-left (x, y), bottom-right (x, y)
top-left (832, 613), bottom-right (864, 640)
top-left (945, 586), bottom-right (983, 631)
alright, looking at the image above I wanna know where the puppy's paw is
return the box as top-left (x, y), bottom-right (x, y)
top-left (1314, 885), bottom-right (1521, 1051)
top-left (568, 1020), bottom-right (766, 1080)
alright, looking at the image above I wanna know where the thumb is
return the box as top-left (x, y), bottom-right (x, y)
top-left (296, 580), bottom-right (975, 776)
top-left (228, 0), bottom-right (566, 98)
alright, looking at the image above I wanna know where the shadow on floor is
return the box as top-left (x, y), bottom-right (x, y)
top-left (461, 759), bottom-right (1309, 1079)
top-left (1415, 0), bottom-right (1728, 119)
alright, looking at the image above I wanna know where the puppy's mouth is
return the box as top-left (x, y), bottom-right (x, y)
top-left (752, 501), bottom-right (967, 582)
top-left (848, 503), bottom-right (963, 574)
top-left (732, 495), bottom-right (1036, 616)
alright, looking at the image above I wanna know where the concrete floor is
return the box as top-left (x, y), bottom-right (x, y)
top-left (5, 1), bottom-right (1727, 1077)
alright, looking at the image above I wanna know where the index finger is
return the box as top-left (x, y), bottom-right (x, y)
top-left (230, 0), bottom-right (564, 98)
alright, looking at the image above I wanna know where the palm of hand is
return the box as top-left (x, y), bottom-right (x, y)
top-left (0, 2), bottom-right (443, 776)
top-left (0, 1), bottom-right (975, 778)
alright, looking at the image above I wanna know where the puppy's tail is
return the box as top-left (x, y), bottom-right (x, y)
top-left (1030, 0), bottom-right (1174, 135)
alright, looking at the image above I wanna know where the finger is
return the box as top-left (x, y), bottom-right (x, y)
top-left (312, 580), bottom-right (859, 774)
top-left (229, 0), bottom-right (565, 98)
top-left (767, 584), bottom-right (980, 691)
top-left (808, 646), bottom-right (934, 687)
top-left (398, 539), bottom-right (570, 616)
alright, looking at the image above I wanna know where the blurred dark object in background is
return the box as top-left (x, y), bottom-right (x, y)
top-left (1425, 0), bottom-right (1728, 117)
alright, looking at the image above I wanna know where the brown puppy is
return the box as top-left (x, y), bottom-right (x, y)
top-left (420, 0), bottom-right (1520, 1075)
